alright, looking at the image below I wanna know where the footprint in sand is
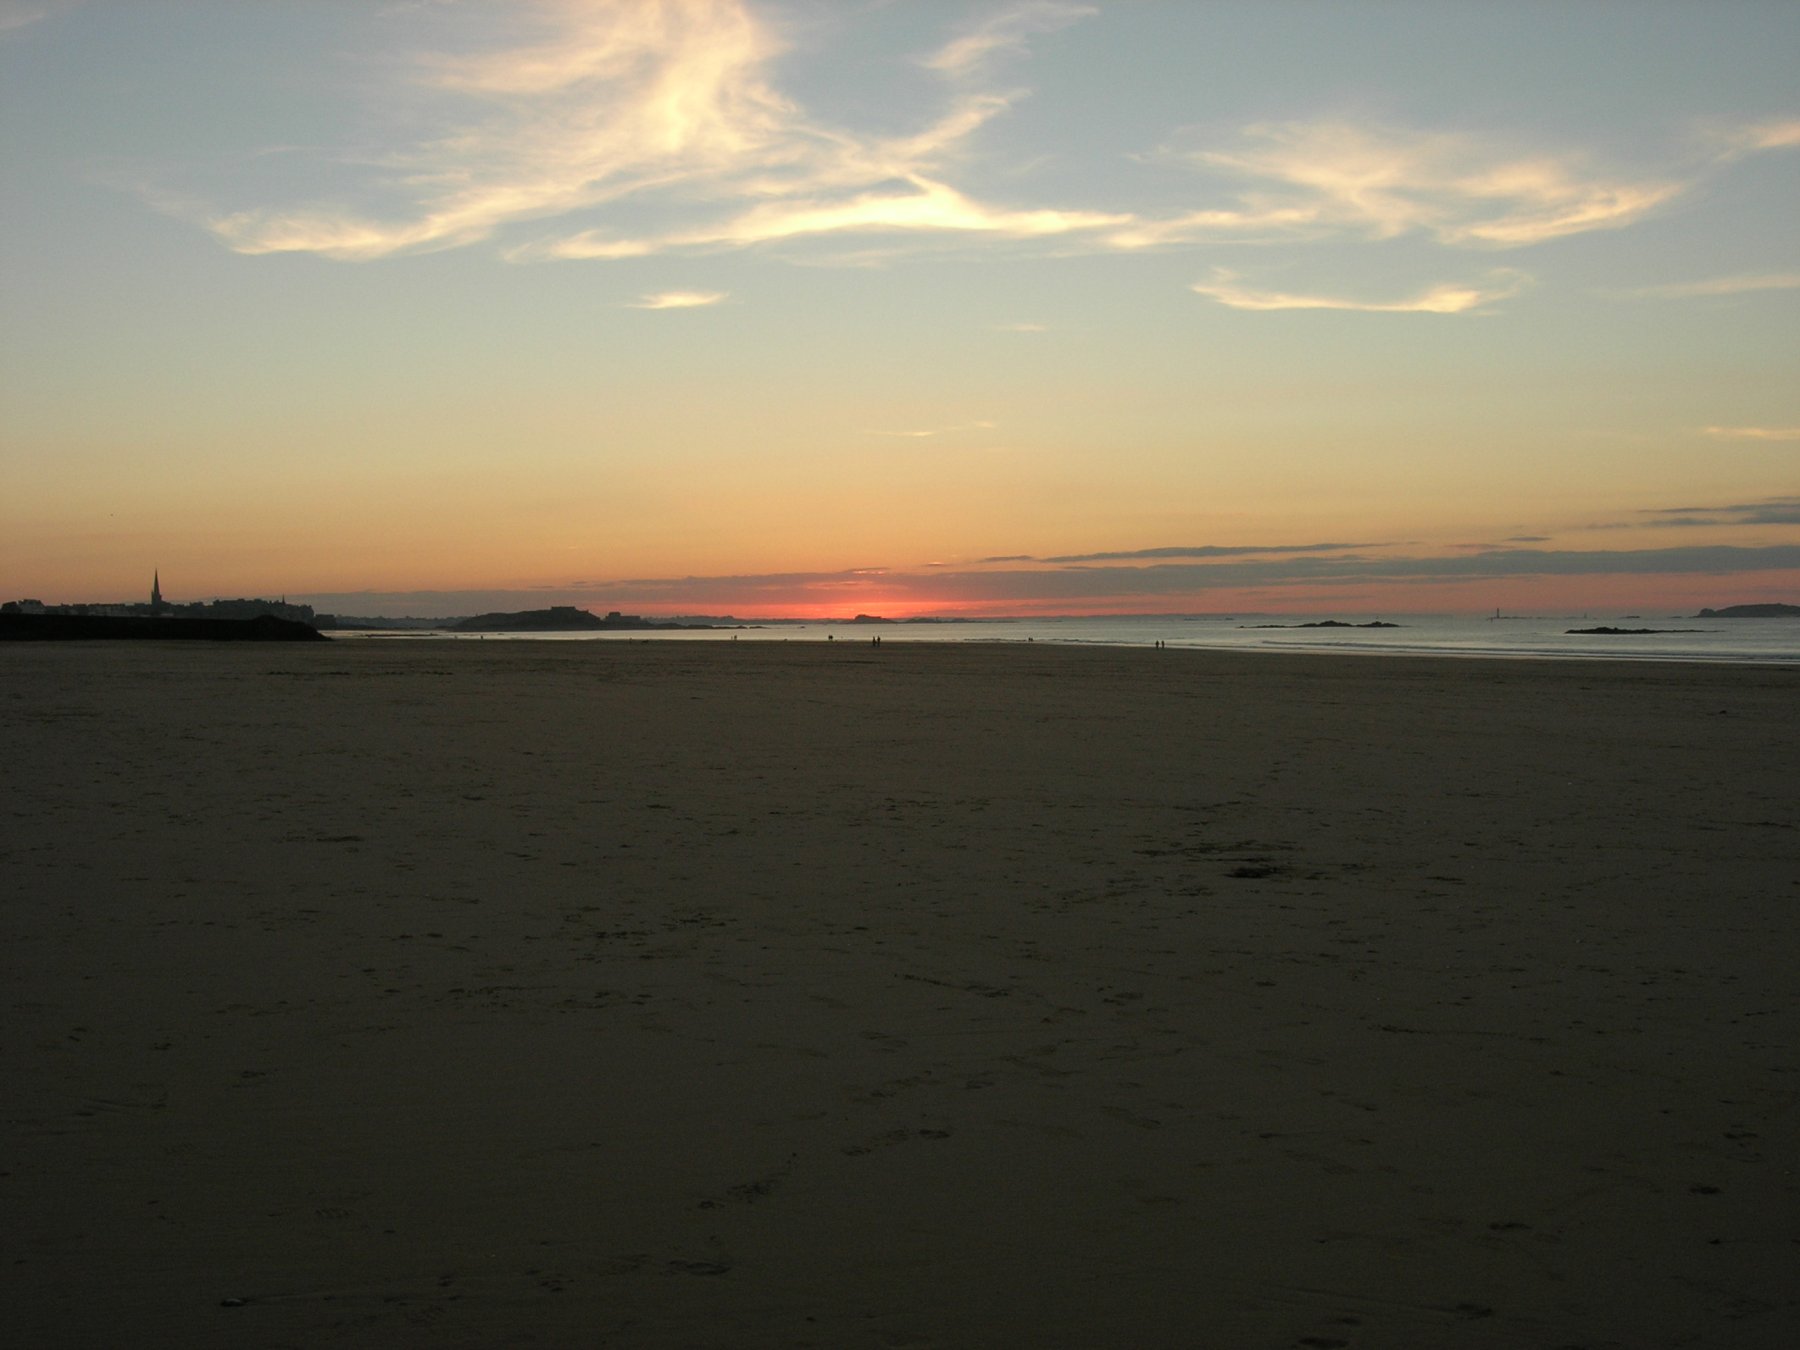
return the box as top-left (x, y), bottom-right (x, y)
top-left (667, 1259), bottom-right (731, 1276)
top-left (841, 1127), bottom-right (952, 1156)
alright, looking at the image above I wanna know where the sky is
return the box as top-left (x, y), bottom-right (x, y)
top-left (2, 0), bottom-right (1796, 618)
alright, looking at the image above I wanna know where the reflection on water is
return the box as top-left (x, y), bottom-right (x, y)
top-left (332, 614), bottom-right (1800, 665)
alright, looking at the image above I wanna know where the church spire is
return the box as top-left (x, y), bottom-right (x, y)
top-left (151, 571), bottom-right (165, 615)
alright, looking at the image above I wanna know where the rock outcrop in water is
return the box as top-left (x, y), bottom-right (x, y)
top-left (1567, 627), bottom-right (1702, 636)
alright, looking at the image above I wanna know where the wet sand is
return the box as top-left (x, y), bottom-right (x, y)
top-left (3, 639), bottom-right (1796, 1348)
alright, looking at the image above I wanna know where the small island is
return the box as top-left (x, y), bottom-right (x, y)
top-left (1694, 604), bottom-right (1800, 619)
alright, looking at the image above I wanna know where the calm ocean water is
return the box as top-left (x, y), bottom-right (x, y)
top-left (334, 614), bottom-right (1800, 665)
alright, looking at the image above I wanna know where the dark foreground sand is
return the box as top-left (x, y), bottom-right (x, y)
top-left (2, 640), bottom-right (1795, 1348)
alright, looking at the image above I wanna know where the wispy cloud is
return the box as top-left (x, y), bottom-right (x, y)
top-left (863, 419), bottom-right (997, 439)
top-left (920, 1), bottom-right (1095, 78)
top-left (196, 1), bottom-right (1121, 264)
top-left (170, 5), bottom-right (1794, 290)
top-left (1191, 267), bottom-right (1529, 314)
top-left (0, 2), bottom-right (59, 37)
top-left (529, 175), bottom-right (1128, 260)
top-left (1702, 425), bottom-right (1800, 442)
top-left (1639, 496), bottom-right (1800, 526)
top-left (1705, 117), bottom-right (1800, 160)
top-left (1135, 122), bottom-right (1683, 250)
top-left (1040, 542), bottom-right (1371, 564)
top-left (1612, 273), bottom-right (1800, 300)
top-left (628, 289), bottom-right (727, 309)
top-left (209, 0), bottom-right (795, 259)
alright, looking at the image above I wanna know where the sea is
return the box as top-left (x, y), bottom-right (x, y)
top-left (331, 613), bottom-right (1800, 665)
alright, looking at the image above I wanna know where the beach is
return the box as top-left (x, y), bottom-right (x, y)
top-left (3, 639), bottom-right (1795, 1348)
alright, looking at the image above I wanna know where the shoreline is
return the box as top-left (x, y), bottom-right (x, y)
top-left (4, 640), bottom-right (1796, 1346)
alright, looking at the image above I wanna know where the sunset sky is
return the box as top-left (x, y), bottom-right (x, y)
top-left (3, 0), bottom-right (1796, 617)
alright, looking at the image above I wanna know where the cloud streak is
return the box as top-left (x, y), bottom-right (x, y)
top-left (1191, 267), bottom-right (1529, 314)
top-left (920, 1), bottom-right (1095, 78)
top-left (1707, 117), bottom-right (1800, 160)
top-left (1702, 426), bottom-right (1800, 442)
top-left (1613, 273), bottom-right (1800, 300)
top-left (528, 174), bottom-right (1129, 260)
top-left (1040, 542), bottom-right (1372, 564)
top-left (0, 2), bottom-right (63, 37)
top-left (1641, 496), bottom-right (1800, 526)
top-left (628, 289), bottom-right (727, 308)
top-left (862, 420), bottom-right (997, 439)
top-left (1135, 121), bottom-right (1683, 249)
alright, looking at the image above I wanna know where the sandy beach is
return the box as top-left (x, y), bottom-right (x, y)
top-left (2, 639), bottom-right (1795, 1348)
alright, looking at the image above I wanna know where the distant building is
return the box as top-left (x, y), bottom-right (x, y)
top-left (186, 597), bottom-right (316, 623)
top-left (4, 576), bottom-right (319, 627)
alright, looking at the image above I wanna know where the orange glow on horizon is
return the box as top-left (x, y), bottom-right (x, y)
top-left (615, 568), bottom-right (1800, 622)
